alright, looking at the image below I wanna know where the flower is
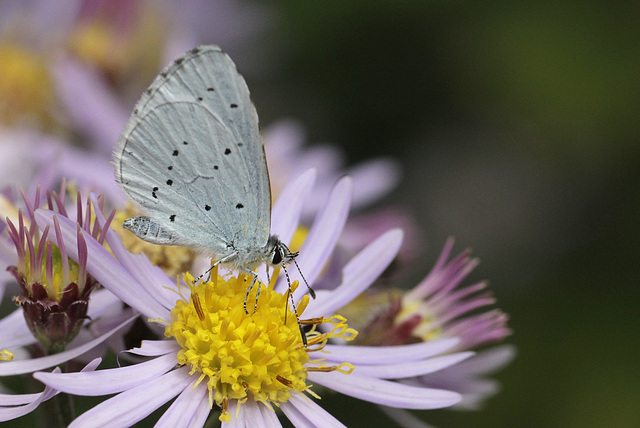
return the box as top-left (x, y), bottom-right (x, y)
top-left (341, 237), bottom-right (514, 416)
top-left (0, 188), bottom-right (138, 423)
top-left (33, 172), bottom-right (472, 426)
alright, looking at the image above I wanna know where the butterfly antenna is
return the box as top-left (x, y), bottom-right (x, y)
top-left (292, 257), bottom-right (315, 299)
top-left (283, 243), bottom-right (315, 299)
top-left (282, 264), bottom-right (307, 347)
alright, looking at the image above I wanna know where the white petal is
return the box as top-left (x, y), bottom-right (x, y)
top-left (69, 367), bottom-right (192, 428)
top-left (34, 352), bottom-right (178, 395)
top-left (0, 316), bottom-right (136, 376)
top-left (307, 228), bottom-right (403, 316)
top-left (308, 371), bottom-right (460, 409)
top-left (311, 338), bottom-right (460, 366)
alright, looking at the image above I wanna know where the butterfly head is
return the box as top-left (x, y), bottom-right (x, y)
top-left (267, 235), bottom-right (298, 267)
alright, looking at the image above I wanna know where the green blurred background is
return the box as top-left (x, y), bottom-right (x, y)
top-left (247, 1), bottom-right (639, 427)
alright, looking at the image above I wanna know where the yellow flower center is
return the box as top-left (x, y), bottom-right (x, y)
top-left (24, 243), bottom-right (84, 301)
top-left (0, 44), bottom-right (54, 127)
top-left (398, 297), bottom-right (442, 342)
top-left (164, 268), bottom-right (357, 422)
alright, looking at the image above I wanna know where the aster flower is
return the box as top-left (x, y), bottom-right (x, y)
top-left (33, 172), bottom-right (472, 426)
top-left (0, 188), bottom-right (137, 423)
top-left (342, 237), bottom-right (514, 416)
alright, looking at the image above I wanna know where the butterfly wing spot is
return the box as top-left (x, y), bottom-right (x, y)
top-left (183, 141), bottom-right (189, 145)
top-left (213, 165), bottom-right (219, 170)
top-left (166, 179), bottom-right (173, 186)
top-left (169, 214), bottom-right (176, 222)
top-left (207, 87), bottom-right (214, 92)
top-left (205, 205), bottom-right (211, 211)
top-left (224, 148), bottom-right (231, 155)
top-left (168, 166), bottom-right (173, 170)
top-left (172, 150), bottom-right (179, 156)
top-left (230, 103), bottom-right (238, 108)
top-left (152, 186), bottom-right (159, 198)
top-left (197, 97), bottom-right (203, 101)
top-left (236, 203), bottom-right (244, 209)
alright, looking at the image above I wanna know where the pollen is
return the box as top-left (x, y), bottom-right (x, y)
top-left (164, 269), bottom-right (348, 422)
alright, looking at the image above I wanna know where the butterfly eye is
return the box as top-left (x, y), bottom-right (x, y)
top-left (271, 247), bottom-right (283, 265)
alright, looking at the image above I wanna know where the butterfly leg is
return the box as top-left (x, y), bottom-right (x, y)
top-left (241, 268), bottom-right (262, 314)
top-left (195, 252), bottom-right (239, 283)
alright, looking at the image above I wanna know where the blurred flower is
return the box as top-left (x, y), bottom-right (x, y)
top-left (0, 0), bottom-right (272, 147)
top-left (33, 173), bottom-right (470, 426)
top-left (341, 237), bottom-right (514, 417)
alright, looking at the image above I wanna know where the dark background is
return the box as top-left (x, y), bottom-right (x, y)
top-left (242, 2), bottom-right (639, 427)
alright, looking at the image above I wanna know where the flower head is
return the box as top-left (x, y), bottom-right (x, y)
top-left (33, 173), bottom-right (470, 426)
top-left (4, 187), bottom-right (113, 353)
top-left (342, 237), bottom-right (514, 413)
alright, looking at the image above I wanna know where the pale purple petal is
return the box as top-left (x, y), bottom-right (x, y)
top-left (312, 338), bottom-right (459, 365)
top-left (282, 393), bottom-right (347, 428)
top-left (52, 59), bottom-right (130, 155)
top-left (0, 316), bottom-right (135, 376)
top-left (339, 352), bottom-right (473, 379)
top-left (0, 307), bottom-right (35, 348)
top-left (256, 399), bottom-right (282, 427)
top-left (35, 209), bottom-right (169, 319)
top-left (308, 371), bottom-right (460, 409)
top-left (34, 352), bottom-right (178, 395)
top-left (156, 378), bottom-right (209, 428)
top-left (307, 228), bottom-right (403, 316)
top-left (278, 177), bottom-right (352, 296)
top-left (223, 399), bottom-right (245, 427)
top-left (89, 195), bottom-right (181, 311)
top-left (186, 389), bottom-right (212, 428)
top-left (68, 367), bottom-right (192, 428)
top-left (270, 168), bottom-right (317, 245)
top-left (128, 339), bottom-right (181, 357)
top-left (345, 157), bottom-right (401, 209)
top-left (0, 360), bottom-right (98, 422)
top-left (378, 406), bottom-right (437, 428)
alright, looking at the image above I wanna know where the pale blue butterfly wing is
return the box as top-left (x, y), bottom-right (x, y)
top-left (114, 46), bottom-right (271, 259)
